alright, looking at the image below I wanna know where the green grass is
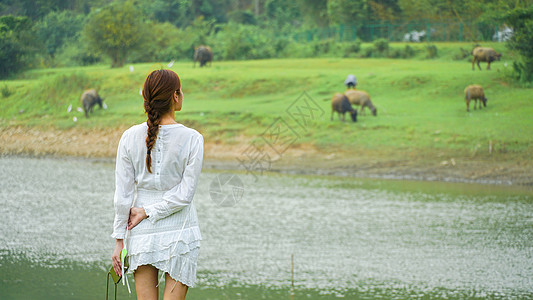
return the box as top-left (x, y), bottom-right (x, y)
top-left (1, 42), bottom-right (531, 162)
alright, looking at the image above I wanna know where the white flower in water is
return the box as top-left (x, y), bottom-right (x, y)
top-left (103, 103), bottom-right (108, 110)
top-left (167, 60), bottom-right (175, 68)
top-left (67, 104), bottom-right (72, 112)
top-left (129, 65), bottom-right (134, 72)
top-left (77, 107), bottom-right (83, 113)
top-left (73, 116), bottom-right (78, 122)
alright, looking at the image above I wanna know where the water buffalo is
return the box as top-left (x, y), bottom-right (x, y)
top-left (344, 90), bottom-right (377, 116)
top-left (81, 89), bottom-right (103, 118)
top-left (464, 85), bottom-right (487, 112)
top-left (193, 46), bottom-right (213, 67)
top-left (472, 47), bottom-right (502, 70)
top-left (331, 93), bottom-right (357, 122)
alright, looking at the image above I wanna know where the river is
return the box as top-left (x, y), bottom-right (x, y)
top-left (0, 156), bottom-right (532, 299)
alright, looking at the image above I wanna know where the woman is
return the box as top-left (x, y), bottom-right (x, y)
top-left (111, 69), bottom-right (203, 300)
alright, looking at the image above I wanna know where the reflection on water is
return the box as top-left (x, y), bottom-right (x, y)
top-left (0, 156), bottom-right (532, 299)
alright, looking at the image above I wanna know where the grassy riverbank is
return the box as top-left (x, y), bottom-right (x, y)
top-left (1, 42), bottom-right (532, 185)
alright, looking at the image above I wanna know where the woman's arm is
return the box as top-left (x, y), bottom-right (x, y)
top-left (111, 131), bottom-right (136, 239)
top-left (143, 134), bottom-right (204, 223)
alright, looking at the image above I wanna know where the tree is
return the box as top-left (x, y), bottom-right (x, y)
top-left (0, 15), bottom-right (37, 78)
top-left (83, 1), bottom-right (145, 68)
top-left (34, 11), bottom-right (85, 62)
top-left (502, 6), bottom-right (533, 82)
top-left (327, 0), bottom-right (370, 25)
top-left (295, 0), bottom-right (329, 27)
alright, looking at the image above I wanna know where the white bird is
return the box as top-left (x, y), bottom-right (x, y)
top-left (67, 104), bottom-right (72, 112)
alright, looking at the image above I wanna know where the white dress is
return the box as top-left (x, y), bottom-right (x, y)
top-left (111, 122), bottom-right (203, 287)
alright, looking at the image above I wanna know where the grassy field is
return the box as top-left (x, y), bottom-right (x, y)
top-left (1, 42), bottom-right (532, 176)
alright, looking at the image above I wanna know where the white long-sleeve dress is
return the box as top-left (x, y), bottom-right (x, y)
top-left (111, 122), bottom-right (203, 287)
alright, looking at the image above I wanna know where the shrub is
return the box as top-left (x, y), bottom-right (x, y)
top-left (502, 6), bottom-right (533, 83)
top-left (402, 45), bottom-right (416, 58)
top-left (373, 38), bottom-right (389, 53)
top-left (360, 46), bottom-right (377, 58)
top-left (209, 22), bottom-right (276, 60)
top-left (1, 84), bottom-right (12, 98)
top-left (312, 39), bottom-right (333, 55)
top-left (426, 44), bottom-right (438, 58)
top-left (453, 47), bottom-right (471, 61)
top-left (55, 37), bottom-right (102, 66)
top-left (387, 48), bottom-right (402, 58)
top-left (343, 40), bottom-right (361, 57)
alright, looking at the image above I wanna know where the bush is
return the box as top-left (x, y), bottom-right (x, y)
top-left (312, 39), bottom-right (333, 55)
top-left (343, 40), bottom-right (361, 57)
top-left (55, 37), bottom-right (102, 66)
top-left (502, 6), bottom-right (533, 83)
top-left (360, 46), bottom-right (376, 58)
top-left (426, 44), bottom-right (438, 58)
top-left (209, 22), bottom-right (277, 60)
top-left (453, 47), bottom-right (471, 61)
top-left (373, 38), bottom-right (389, 53)
top-left (1, 84), bottom-right (12, 98)
top-left (402, 45), bottom-right (416, 58)
top-left (387, 48), bottom-right (402, 58)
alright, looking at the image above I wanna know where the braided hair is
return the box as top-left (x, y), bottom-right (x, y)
top-left (142, 69), bottom-right (181, 173)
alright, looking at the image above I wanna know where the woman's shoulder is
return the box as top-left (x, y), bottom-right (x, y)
top-left (173, 124), bottom-right (203, 140)
top-left (121, 122), bottom-right (147, 139)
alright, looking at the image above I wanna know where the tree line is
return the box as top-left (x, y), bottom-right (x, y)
top-left (0, 0), bottom-right (532, 81)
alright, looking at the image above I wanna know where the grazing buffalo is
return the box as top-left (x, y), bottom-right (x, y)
top-left (193, 46), bottom-right (213, 67)
top-left (344, 90), bottom-right (377, 116)
top-left (81, 89), bottom-right (103, 117)
top-left (331, 93), bottom-right (357, 122)
top-left (472, 47), bottom-right (502, 70)
top-left (464, 84), bottom-right (487, 112)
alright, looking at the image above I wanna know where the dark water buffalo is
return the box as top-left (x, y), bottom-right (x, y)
top-left (472, 47), bottom-right (502, 70)
top-left (81, 89), bottom-right (103, 117)
top-left (331, 93), bottom-right (357, 122)
top-left (193, 46), bottom-right (213, 67)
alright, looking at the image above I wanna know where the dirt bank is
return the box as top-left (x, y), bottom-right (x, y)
top-left (1, 126), bottom-right (532, 186)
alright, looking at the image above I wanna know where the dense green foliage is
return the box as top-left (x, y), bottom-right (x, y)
top-left (502, 6), bottom-right (533, 83)
top-left (83, 1), bottom-right (145, 68)
top-left (0, 0), bottom-right (531, 81)
top-left (0, 15), bottom-right (37, 78)
top-left (34, 11), bottom-right (85, 63)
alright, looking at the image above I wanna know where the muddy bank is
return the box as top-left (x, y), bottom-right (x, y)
top-left (1, 126), bottom-right (532, 186)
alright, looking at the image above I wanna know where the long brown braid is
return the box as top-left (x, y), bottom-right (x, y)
top-left (142, 69), bottom-right (181, 173)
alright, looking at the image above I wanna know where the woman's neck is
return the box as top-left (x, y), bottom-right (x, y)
top-left (159, 112), bottom-right (177, 125)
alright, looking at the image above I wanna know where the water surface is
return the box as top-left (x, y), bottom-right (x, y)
top-left (0, 156), bottom-right (532, 299)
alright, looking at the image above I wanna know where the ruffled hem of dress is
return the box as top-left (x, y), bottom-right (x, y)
top-left (127, 226), bottom-right (202, 255)
top-left (126, 242), bottom-right (200, 287)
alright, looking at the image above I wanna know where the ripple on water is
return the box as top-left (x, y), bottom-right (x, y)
top-left (1, 156), bottom-right (532, 298)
